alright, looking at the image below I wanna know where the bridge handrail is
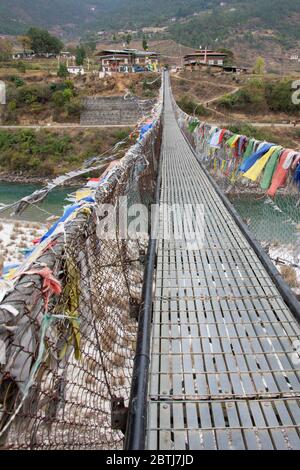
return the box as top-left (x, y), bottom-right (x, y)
top-left (174, 96), bottom-right (300, 326)
top-left (0, 81), bottom-right (164, 449)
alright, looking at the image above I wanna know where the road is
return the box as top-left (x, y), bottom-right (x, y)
top-left (0, 124), bottom-right (134, 129)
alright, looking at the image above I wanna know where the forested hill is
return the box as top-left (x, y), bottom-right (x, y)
top-left (0, 0), bottom-right (217, 35)
top-left (169, 0), bottom-right (300, 50)
top-left (0, 0), bottom-right (300, 50)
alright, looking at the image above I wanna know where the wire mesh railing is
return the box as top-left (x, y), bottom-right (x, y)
top-left (174, 101), bottom-right (300, 300)
top-left (0, 102), bottom-right (162, 449)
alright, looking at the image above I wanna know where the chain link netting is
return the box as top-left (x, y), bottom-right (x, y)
top-left (174, 102), bottom-right (300, 299)
top-left (0, 117), bottom-right (162, 449)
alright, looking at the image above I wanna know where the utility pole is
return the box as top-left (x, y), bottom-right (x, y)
top-left (0, 81), bottom-right (6, 125)
top-left (179, 43), bottom-right (183, 68)
top-left (204, 46), bottom-right (208, 64)
top-left (0, 105), bottom-right (3, 125)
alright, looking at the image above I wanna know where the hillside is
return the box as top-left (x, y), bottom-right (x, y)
top-left (0, 1), bottom-right (300, 72)
top-left (171, 69), bottom-right (300, 149)
top-left (169, 0), bottom-right (300, 50)
top-left (0, 0), bottom-right (217, 36)
top-left (0, 0), bottom-right (97, 35)
top-left (1, 0), bottom-right (299, 52)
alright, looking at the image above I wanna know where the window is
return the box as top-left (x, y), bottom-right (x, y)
top-left (208, 60), bottom-right (214, 65)
top-left (218, 60), bottom-right (223, 65)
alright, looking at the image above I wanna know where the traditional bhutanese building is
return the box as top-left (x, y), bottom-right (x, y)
top-left (95, 49), bottom-right (160, 74)
top-left (184, 49), bottom-right (227, 68)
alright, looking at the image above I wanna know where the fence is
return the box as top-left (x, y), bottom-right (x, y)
top-left (0, 104), bottom-right (162, 449)
top-left (174, 100), bottom-right (300, 300)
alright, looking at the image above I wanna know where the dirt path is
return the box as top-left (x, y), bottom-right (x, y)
top-left (173, 73), bottom-right (238, 91)
top-left (204, 86), bottom-right (240, 105)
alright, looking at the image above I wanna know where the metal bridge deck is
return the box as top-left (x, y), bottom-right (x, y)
top-left (146, 75), bottom-right (300, 450)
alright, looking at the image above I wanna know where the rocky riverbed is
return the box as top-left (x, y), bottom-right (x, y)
top-left (0, 218), bottom-right (46, 270)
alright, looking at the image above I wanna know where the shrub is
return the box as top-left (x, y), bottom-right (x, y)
top-left (266, 80), bottom-right (300, 114)
top-left (63, 88), bottom-right (73, 102)
top-left (57, 63), bottom-right (69, 78)
top-left (7, 100), bottom-right (17, 112)
top-left (52, 90), bottom-right (66, 108)
top-left (13, 84), bottom-right (52, 106)
top-left (177, 95), bottom-right (208, 117)
top-left (9, 76), bottom-right (25, 87)
top-left (218, 78), bottom-right (300, 115)
top-left (65, 97), bottom-right (82, 118)
top-left (16, 61), bottom-right (26, 73)
top-left (113, 129), bottom-right (130, 141)
top-left (64, 79), bottom-right (75, 90)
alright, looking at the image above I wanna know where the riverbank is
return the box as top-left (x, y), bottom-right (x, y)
top-left (0, 218), bottom-right (46, 269)
top-left (0, 127), bottom-right (130, 179)
top-left (0, 172), bottom-right (84, 186)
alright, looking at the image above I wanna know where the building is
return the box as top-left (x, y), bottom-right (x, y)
top-left (96, 49), bottom-right (160, 74)
top-left (184, 49), bottom-right (227, 69)
top-left (13, 51), bottom-right (59, 60)
top-left (67, 66), bottom-right (85, 76)
top-left (60, 51), bottom-right (72, 58)
top-left (142, 26), bottom-right (167, 34)
top-left (223, 65), bottom-right (248, 74)
top-left (12, 50), bottom-right (35, 60)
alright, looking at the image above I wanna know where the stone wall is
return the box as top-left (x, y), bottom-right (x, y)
top-left (80, 96), bottom-right (153, 126)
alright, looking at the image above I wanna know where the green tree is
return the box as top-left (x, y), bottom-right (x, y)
top-left (18, 35), bottom-right (31, 52)
top-left (75, 46), bottom-right (86, 66)
top-left (52, 91), bottom-right (66, 108)
top-left (253, 56), bottom-right (265, 75)
top-left (0, 38), bottom-right (12, 61)
top-left (57, 63), bottom-right (69, 78)
top-left (125, 34), bottom-right (132, 47)
top-left (27, 27), bottom-right (63, 54)
top-left (142, 35), bottom-right (148, 51)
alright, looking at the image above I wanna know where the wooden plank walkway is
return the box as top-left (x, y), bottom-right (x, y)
top-left (146, 74), bottom-right (300, 450)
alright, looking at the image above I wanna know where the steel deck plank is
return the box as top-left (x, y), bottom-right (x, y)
top-left (146, 74), bottom-right (300, 450)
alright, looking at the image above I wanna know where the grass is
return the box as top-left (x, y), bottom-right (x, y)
top-left (176, 94), bottom-right (210, 118)
top-left (0, 127), bottom-right (132, 177)
top-left (225, 122), bottom-right (300, 148)
top-left (217, 78), bottom-right (300, 115)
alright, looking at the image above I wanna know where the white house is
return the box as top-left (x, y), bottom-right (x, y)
top-left (67, 66), bottom-right (85, 76)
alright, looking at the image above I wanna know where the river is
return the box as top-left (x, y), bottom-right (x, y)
top-left (0, 182), bottom-right (77, 222)
top-left (230, 195), bottom-right (300, 245)
top-left (0, 182), bottom-right (299, 245)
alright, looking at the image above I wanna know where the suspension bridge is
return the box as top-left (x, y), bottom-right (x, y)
top-left (0, 72), bottom-right (300, 450)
